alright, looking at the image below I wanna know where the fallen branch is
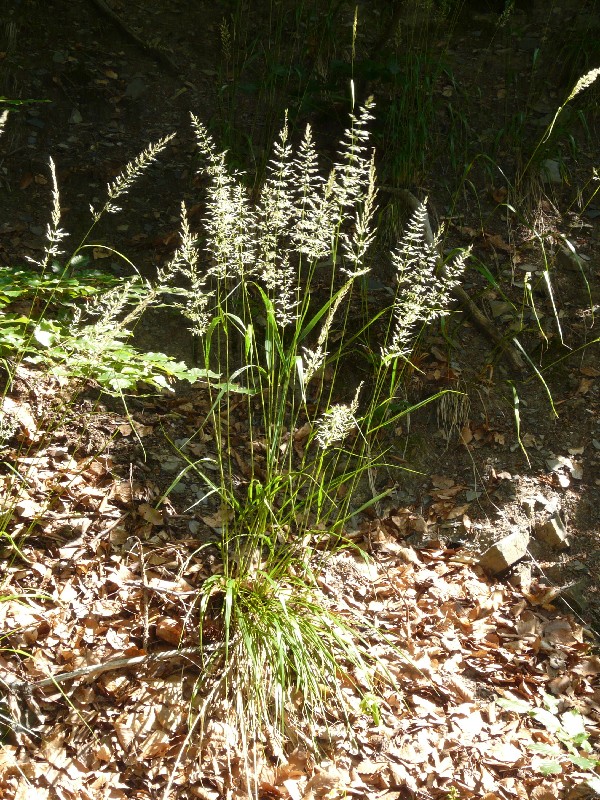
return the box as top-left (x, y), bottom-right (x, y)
top-left (87, 0), bottom-right (180, 76)
top-left (6, 646), bottom-right (204, 693)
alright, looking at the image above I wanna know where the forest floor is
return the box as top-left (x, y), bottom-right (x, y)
top-left (0, 1), bottom-right (599, 799)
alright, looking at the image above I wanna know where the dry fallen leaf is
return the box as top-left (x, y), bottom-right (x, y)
top-left (137, 502), bottom-right (163, 525)
top-left (155, 617), bottom-right (184, 645)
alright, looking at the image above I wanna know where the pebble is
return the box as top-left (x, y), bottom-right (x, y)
top-left (125, 77), bottom-right (147, 100)
top-left (534, 512), bottom-right (570, 550)
top-left (489, 300), bottom-right (513, 318)
top-left (479, 528), bottom-right (530, 576)
top-left (161, 457), bottom-right (184, 473)
top-left (540, 158), bottom-right (562, 185)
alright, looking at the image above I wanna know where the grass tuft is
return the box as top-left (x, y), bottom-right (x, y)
top-left (156, 99), bottom-right (470, 782)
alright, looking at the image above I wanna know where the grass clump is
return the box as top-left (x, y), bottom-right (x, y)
top-left (159, 98), bottom-right (469, 783)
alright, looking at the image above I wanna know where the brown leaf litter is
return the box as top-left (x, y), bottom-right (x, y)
top-left (0, 371), bottom-right (599, 800)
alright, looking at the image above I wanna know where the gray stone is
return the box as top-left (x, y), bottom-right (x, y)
top-left (534, 512), bottom-right (570, 550)
top-left (125, 77), bottom-right (147, 100)
top-left (540, 159), bottom-right (562, 184)
top-left (556, 245), bottom-right (587, 273)
top-left (560, 579), bottom-right (589, 612)
top-left (521, 493), bottom-right (544, 516)
top-left (161, 457), bottom-right (184, 473)
top-left (479, 529), bottom-right (530, 576)
top-left (26, 117), bottom-right (45, 129)
top-left (489, 300), bottom-right (513, 319)
top-left (517, 262), bottom-right (538, 273)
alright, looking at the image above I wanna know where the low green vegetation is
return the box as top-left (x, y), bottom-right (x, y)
top-left (499, 693), bottom-right (600, 792)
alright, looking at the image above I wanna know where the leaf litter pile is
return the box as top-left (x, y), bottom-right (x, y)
top-left (1, 366), bottom-right (599, 800)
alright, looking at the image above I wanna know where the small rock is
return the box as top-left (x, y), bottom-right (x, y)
top-left (26, 117), bottom-right (45, 129)
top-left (489, 300), bottom-right (513, 318)
top-left (521, 497), bottom-right (535, 516)
top-left (517, 262), bottom-right (538, 273)
top-left (540, 158), bottom-right (562, 184)
top-left (519, 37), bottom-right (539, 52)
top-left (521, 493), bottom-right (547, 516)
top-left (161, 457), bottom-right (183, 473)
top-left (479, 529), bottom-right (530, 576)
top-left (560, 579), bottom-right (589, 612)
top-left (546, 454), bottom-right (583, 482)
top-left (125, 76), bottom-right (147, 99)
top-left (534, 512), bottom-right (570, 550)
top-left (556, 244), bottom-right (586, 273)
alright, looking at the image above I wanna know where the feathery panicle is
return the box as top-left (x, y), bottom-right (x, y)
top-left (0, 110), bottom-right (8, 140)
top-left (257, 112), bottom-right (295, 287)
top-left (341, 153), bottom-right (377, 277)
top-left (158, 201), bottom-right (214, 336)
top-left (78, 279), bottom-right (153, 352)
top-left (220, 17), bottom-right (232, 63)
top-left (291, 125), bottom-right (336, 260)
top-left (333, 97), bottom-right (376, 213)
top-left (47, 158), bottom-right (68, 260)
top-left (302, 281), bottom-right (352, 385)
top-left (315, 381), bottom-right (363, 449)
top-left (567, 68), bottom-right (600, 102)
top-left (382, 202), bottom-right (468, 361)
top-left (293, 125), bottom-right (323, 201)
top-left (93, 134), bottom-right (176, 219)
top-left (27, 158), bottom-right (69, 270)
top-left (191, 113), bottom-right (256, 280)
top-left (274, 253), bottom-right (299, 328)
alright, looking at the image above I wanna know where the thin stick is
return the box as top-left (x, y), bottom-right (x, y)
top-left (7, 646), bottom-right (203, 692)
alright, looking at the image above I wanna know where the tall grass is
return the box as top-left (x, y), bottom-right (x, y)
top-left (158, 99), bottom-right (469, 787)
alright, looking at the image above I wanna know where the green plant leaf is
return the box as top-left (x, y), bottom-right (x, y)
top-left (33, 321), bottom-right (60, 347)
top-left (559, 709), bottom-right (587, 738)
top-left (529, 743), bottom-right (563, 757)
top-left (538, 761), bottom-right (563, 776)
top-left (568, 755), bottom-right (599, 770)
top-left (497, 697), bottom-right (533, 714)
top-left (531, 707), bottom-right (561, 732)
